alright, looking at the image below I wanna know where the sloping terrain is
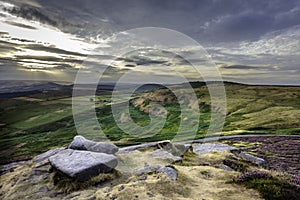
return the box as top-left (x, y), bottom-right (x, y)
top-left (0, 82), bottom-right (299, 163)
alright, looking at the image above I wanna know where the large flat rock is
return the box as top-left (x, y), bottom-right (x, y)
top-left (34, 147), bottom-right (66, 164)
top-left (69, 135), bottom-right (118, 154)
top-left (193, 143), bottom-right (238, 155)
top-left (49, 149), bottom-right (118, 181)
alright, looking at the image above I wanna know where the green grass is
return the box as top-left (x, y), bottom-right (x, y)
top-left (0, 84), bottom-right (299, 162)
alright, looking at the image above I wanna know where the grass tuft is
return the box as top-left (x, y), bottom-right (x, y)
top-left (50, 169), bottom-right (121, 193)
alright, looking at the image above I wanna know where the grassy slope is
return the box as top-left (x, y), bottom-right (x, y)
top-left (0, 84), bottom-right (299, 162)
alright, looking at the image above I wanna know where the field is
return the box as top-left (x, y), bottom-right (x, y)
top-left (0, 83), bottom-right (299, 163)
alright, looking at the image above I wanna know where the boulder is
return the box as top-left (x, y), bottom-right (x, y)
top-left (238, 152), bottom-right (266, 167)
top-left (149, 149), bottom-right (182, 162)
top-left (69, 135), bottom-right (118, 154)
top-left (161, 143), bottom-right (192, 156)
top-left (135, 165), bottom-right (178, 180)
top-left (157, 166), bottom-right (178, 180)
top-left (193, 143), bottom-right (238, 155)
top-left (34, 147), bottom-right (66, 164)
top-left (135, 164), bottom-right (161, 176)
top-left (215, 164), bottom-right (234, 171)
top-left (49, 149), bottom-right (118, 181)
top-left (117, 140), bottom-right (171, 154)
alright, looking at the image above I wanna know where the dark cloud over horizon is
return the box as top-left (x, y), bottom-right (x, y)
top-left (15, 0), bottom-right (297, 44)
top-left (0, 0), bottom-right (299, 84)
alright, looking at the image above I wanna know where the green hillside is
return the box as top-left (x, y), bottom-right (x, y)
top-left (0, 83), bottom-right (299, 163)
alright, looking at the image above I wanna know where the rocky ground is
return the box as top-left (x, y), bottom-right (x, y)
top-left (0, 135), bottom-right (299, 200)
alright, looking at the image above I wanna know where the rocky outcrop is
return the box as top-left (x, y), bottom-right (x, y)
top-left (135, 164), bottom-right (161, 176)
top-left (193, 143), bottom-right (237, 154)
top-left (215, 164), bottom-right (234, 171)
top-left (157, 166), bottom-right (178, 180)
top-left (49, 149), bottom-right (118, 181)
top-left (149, 149), bottom-right (182, 162)
top-left (135, 165), bottom-right (178, 180)
top-left (161, 143), bottom-right (192, 156)
top-left (117, 140), bottom-right (171, 154)
top-left (69, 135), bottom-right (119, 154)
top-left (238, 152), bottom-right (266, 167)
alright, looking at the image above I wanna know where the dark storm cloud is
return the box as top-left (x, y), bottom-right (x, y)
top-left (26, 44), bottom-right (86, 57)
top-left (14, 55), bottom-right (83, 64)
top-left (116, 56), bottom-right (168, 66)
top-left (220, 65), bottom-right (265, 70)
top-left (2, 0), bottom-right (300, 84)
top-left (20, 0), bottom-right (298, 44)
top-left (4, 4), bottom-right (58, 26)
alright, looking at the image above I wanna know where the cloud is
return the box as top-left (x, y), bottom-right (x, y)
top-left (4, 21), bottom-right (37, 29)
top-left (1, 0), bottom-right (300, 84)
top-left (220, 65), bottom-right (264, 70)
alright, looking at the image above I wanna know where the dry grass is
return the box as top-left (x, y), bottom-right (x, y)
top-left (49, 169), bottom-right (121, 193)
top-left (96, 165), bottom-right (262, 200)
top-left (0, 165), bottom-right (42, 200)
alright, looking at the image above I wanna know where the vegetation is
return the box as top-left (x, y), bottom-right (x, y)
top-left (0, 83), bottom-right (299, 162)
top-left (236, 170), bottom-right (300, 200)
top-left (50, 169), bottom-right (121, 193)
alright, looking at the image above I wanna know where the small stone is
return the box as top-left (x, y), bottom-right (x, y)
top-left (118, 185), bottom-right (125, 191)
top-left (137, 175), bottom-right (147, 181)
top-left (201, 162), bottom-right (211, 166)
top-left (146, 192), bottom-right (155, 198)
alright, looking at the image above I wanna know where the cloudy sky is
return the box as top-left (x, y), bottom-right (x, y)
top-left (0, 0), bottom-right (299, 85)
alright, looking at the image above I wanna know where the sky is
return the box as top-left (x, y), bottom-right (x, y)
top-left (0, 0), bottom-right (299, 85)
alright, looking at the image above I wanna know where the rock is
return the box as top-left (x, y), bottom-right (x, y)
top-left (193, 143), bottom-right (238, 155)
top-left (146, 192), bottom-right (155, 198)
top-left (238, 152), bottom-right (266, 167)
top-left (117, 140), bottom-right (171, 154)
top-left (135, 164), bottom-right (178, 180)
top-left (135, 164), bottom-right (161, 176)
top-left (0, 160), bottom-right (29, 176)
top-left (69, 135), bottom-right (118, 154)
top-left (215, 164), bottom-right (234, 171)
top-left (49, 149), bottom-right (118, 181)
top-left (149, 149), bottom-right (182, 162)
top-left (118, 185), bottom-right (125, 191)
top-left (157, 166), bottom-right (178, 180)
top-left (34, 147), bottom-right (66, 164)
top-left (162, 143), bottom-right (192, 156)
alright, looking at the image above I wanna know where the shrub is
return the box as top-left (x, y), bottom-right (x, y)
top-left (236, 170), bottom-right (271, 182)
top-left (290, 174), bottom-right (300, 190)
top-left (236, 170), bottom-right (300, 200)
